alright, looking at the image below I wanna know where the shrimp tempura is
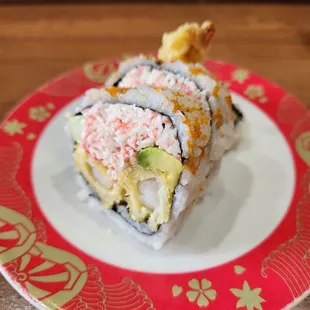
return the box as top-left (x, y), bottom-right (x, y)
top-left (158, 21), bottom-right (215, 63)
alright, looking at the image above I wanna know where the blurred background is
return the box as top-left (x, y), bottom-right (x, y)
top-left (0, 1), bottom-right (309, 121)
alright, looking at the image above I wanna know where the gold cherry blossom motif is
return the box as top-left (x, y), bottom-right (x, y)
top-left (230, 281), bottom-right (265, 310)
top-left (26, 133), bottom-right (36, 140)
top-left (46, 102), bottom-right (55, 110)
top-left (244, 85), bottom-right (265, 101)
top-left (2, 120), bottom-right (27, 136)
top-left (186, 278), bottom-right (217, 307)
top-left (172, 285), bottom-right (183, 297)
top-left (232, 69), bottom-right (249, 84)
top-left (296, 132), bottom-right (310, 167)
top-left (29, 106), bottom-right (51, 122)
top-left (234, 265), bottom-right (246, 275)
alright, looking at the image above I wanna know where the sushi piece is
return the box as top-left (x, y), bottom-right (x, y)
top-left (106, 20), bottom-right (244, 127)
top-left (106, 56), bottom-right (238, 161)
top-left (65, 85), bottom-right (235, 249)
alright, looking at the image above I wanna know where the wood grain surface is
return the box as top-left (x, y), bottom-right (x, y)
top-left (0, 3), bottom-right (310, 310)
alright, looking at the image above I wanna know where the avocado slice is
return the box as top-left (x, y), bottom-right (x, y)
top-left (137, 147), bottom-right (183, 176)
top-left (67, 115), bottom-right (84, 142)
top-left (121, 147), bottom-right (183, 230)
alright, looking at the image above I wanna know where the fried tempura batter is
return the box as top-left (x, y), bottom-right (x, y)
top-left (158, 21), bottom-right (215, 63)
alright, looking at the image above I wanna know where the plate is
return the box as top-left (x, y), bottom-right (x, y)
top-left (0, 56), bottom-right (310, 310)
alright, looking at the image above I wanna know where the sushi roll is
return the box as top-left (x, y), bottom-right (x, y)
top-left (65, 85), bottom-right (235, 249)
top-left (106, 20), bottom-right (244, 128)
top-left (106, 55), bottom-right (239, 161)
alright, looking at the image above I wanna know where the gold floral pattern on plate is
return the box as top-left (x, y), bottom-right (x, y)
top-left (186, 278), bottom-right (217, 308)
top-left (232, 68), bottom-right (249, 84)
top-left (261, 125), bottom-right (310, 299)
top-left (0, 206), bottom-right (36, 264)
top-left (296, 132), bottom-right (310, 167)
top-left (6, 241), bottom-right (88, 310)
top-left (2, 120), bottom-right (27, 136)
top-left (29, 106), bottom-right (51, 122)
top-left (26, 133), bottom-right (37, 140)
top-left (33, 219), bottom-right (47, 243)
top-left (0, 143), bottom-right (31, 217)
top-left (230, 281), bottom-right (265, 310)
top-left (103, 278), bottom-right (155, 310)
top-left (261, 194), bottom-right (310, 298)
top-left (63, 264), bottom-right (105, 310)
top-left (46, 102), bottom-right (55, 110)
top-left (0, 142), bottom-right (155, 309)
top-left (172, 285), bottom-right (183, 297)
top-left (244, 84), bottom-right (267, 102)
top-left (234, 265), bottom-right (246, 275)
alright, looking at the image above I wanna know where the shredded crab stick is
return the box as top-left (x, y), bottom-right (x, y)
top-left (119, 66), bottom-right (202, 99)
top-left (81, 103), bottom-right (181, 180)
top-left (106, 57), bottom-right (237, 162)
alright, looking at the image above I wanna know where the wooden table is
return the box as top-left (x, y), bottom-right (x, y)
top-left (0, 3), bottom-right (310, 309)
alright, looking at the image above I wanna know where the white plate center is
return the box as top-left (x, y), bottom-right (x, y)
top-left (32, 93), bottom-right (295, 273)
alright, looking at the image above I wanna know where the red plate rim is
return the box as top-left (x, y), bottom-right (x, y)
top-left (0, 55), bottom-right (310, 310)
